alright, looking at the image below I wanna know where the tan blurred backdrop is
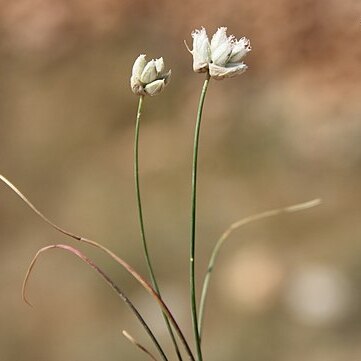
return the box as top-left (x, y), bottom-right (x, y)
top-left (1, 0), bottom-right (361, 360)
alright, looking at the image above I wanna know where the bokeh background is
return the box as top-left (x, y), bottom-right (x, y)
top-left (1, 0), bottom-right (361, 360)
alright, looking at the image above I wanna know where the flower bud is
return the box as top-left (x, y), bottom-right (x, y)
top-left (132, 54), bottom-right (147, 79)
top-left (210, 27), bottom-right (233, 66)
top-left (144, 79), bottom-right (165, 96)
top-left (140, 60), bottom-right (157, 84)
top-left (131, 54), bottom-right (147, 95)
top-left (162, 70), bottom-right (172, 85)
top-left (228, 38), bottom-right (251, 63)
top-left (155, 57), bottom-right (165, 75)
top-left (191, 28), bottom-right (211, 73)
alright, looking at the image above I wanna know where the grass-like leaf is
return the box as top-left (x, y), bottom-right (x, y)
top-left (198, 198), bottom-right (322, 339)
top-left (23, 244), bottom-right (168, 361)
top-left (122, 329), bottom-right (160, 361)
top-left (0, 175), bottom-right (195, 361)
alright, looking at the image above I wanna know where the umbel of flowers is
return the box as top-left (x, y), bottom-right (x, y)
top-left (130, 54), bottom-right (171, 96)
top-left (189, 26), bottom-right (251, 79)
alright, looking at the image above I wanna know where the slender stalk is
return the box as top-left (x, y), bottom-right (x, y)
top-left (134, 96), bottom-right (183, 361)
top-left (23, 244), bottom-right (169, 361)
top-left (198, 198), bottom-right (321, 339)
top-left (190, 74), bottom-right (210, 361)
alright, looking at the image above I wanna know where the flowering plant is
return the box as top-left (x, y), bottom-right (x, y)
top-left (0, 27), bottom-right (320, 361)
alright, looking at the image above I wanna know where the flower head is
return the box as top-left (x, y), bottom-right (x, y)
top-left (188, 27), bottom-right (251, 80)
top-left (130, 55), bottom-right (171, 96)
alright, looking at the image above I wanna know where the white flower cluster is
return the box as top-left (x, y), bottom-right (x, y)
top-left (190, 27), bottom-right (251, 80)
top-left (130, 27), bottom-right (251, 96)
top-left (130, 55), bottom-right (171, 96)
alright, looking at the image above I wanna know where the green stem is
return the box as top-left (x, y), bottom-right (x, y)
top-left (190, 75), bottom-right (210, 361)
top-left (134, 96), bottom-right (183, 361)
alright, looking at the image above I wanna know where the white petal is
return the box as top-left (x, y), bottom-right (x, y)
top-left (140, 60), bottom-right (158, 84)
top-left (210, 27), bottom-right (228, 53)
top-left (131, 54), bottom-right (147, 79)
top-left (144, 79), bottom-right (165, 96)
top-left (211, 40), bottom-right (233, 66)
top-left (155, 57), bottom-right (165, 76)
top-left (209, 62), bottom-right (248, 80)
top-left (228, 38), bottom-right (251, 63)
top-left (191, 27), bottom-right (211, 72)
top-left (210, 27), bottom-right (235, 66)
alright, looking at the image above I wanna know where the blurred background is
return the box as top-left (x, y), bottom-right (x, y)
top-left (0, 0), bottom-right (361, 360)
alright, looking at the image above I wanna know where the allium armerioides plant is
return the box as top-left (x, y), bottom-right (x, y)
top-left (0, 26), bottom-right (321, 361)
